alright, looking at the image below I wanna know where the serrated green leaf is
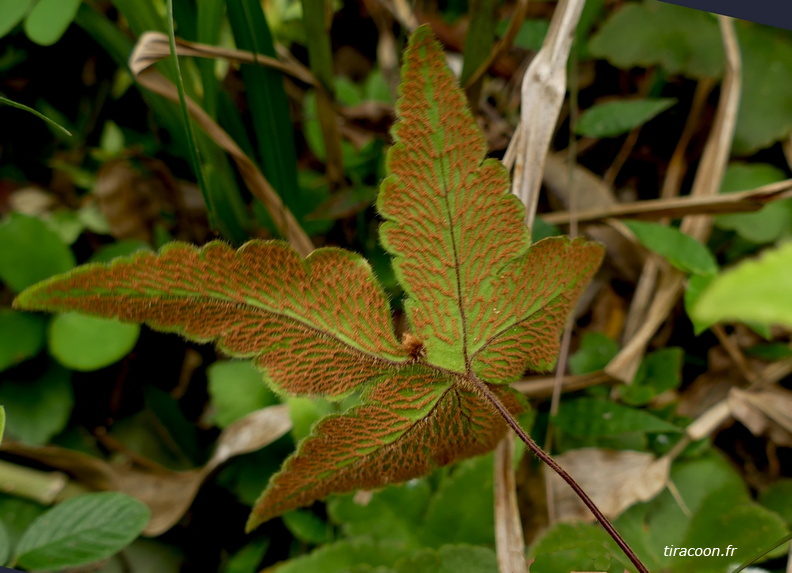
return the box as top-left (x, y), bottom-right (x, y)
top-left (13, 26), bottom-right (602, 532)
top-left (0, 213), bottom-right (75, 293)
top-left (716, 163), bottom-right (792, 244)
top-left (0, 363), bottom-right (73, 445)
top-left (555, 398), bottom-right (681, 437)
top-left (0, 309), bottom-right (47, 372)
top-left (569, 332), bottom-right (619, 375)
top-left (692, 242), bottom-right (792, 328)
top-left (588, 0), bottom-right (723, 78)
top-left (271, 538), bottom-right (404, 573)
top-left (16, 492), bottom-right (149, 571)
top-left (623, 220), bottom-right (717, 276)
top-left (48, 313), bottom-right (140, 371)
top-left (575, 98), bottom-right (676, 138)
top-left (208, 360), bottom-right (279, 428)
top-left (23, 0), bottom-right (81, 45)
top-left (378, 26), bottom-right (604, 380)
top-left (394, 545), bottom-right (499, 573)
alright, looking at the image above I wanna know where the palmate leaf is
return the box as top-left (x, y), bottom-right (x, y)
top-left (13, 25), bottom-right (604, 532)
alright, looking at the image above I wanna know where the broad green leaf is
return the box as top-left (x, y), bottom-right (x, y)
top-left (223, 538), bottom-right (268, 573)
top-left (745, 343), bottom-right (792, 362)
top-left (498, 19), bottom-right (549, 52)
top-left (679, 486), bottom-right (788, 570)
top-left (14, 27), bottom-right (602, 531)
top-left (684, 272), bottom-right (717, 335)
top-left (623, 220), bottom-right (717, 276)
top-left (272, 538), bottom-right (404, 573)
top-left (16, 492), bottom-right (150, 571)
top-left (716, 163), bottom-right (792, 244)
top-left (529, 522), bottom-right (628, 573)
top-left (89, 240), bottom-right (151, 263)
top-left (0, 0), bottom-right (35, 39)
top-left (0, 494), bottom-right (45, 552)
top-left (759, 480), bottom-right (792, 527)
top-left (735, 24), bottom-right (792, 154)
top-left (569, 332), bottom-right (619, 375)
top-left (0, 309), bottom-right (47, 372)
top-left (207, 360), bottom-right (279, 428)
top-left (588, 0), bottom-right (723, 78)
top-left (619, 347), bottom-right (683, 406)
top-left (555, 398), bottom-right (681, 437)
top-left (282, 509), bottom-right (331, 544)
top-left (692, 242), bottom-right (792, 327)
top-left (329, 478), bottom-right (432, 548)
top-left (0, 519), bottom-right (9, 566)
top-left (378, 26), bottom-right (604, 379)
top-left (393, 545), bottom-right (499, 573)
top-left (0, 406), bottom-right (4, 446)
top-left (287, 396), bottom-right (335, 443)
top-left (48, 313), bottom-right (140, 371)
top-left (575, 98), bottom-right (676, 138)
top-left (0, 363), bottom-right (73, 445)
top-left (419, 455), bottom-right (495, 548)
top-left (23, 0), bottom-right (81, 45)
top-left (0, 214), bottom-right (75, 293)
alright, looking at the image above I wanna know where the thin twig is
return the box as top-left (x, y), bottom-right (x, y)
top-left (469, 374), bottom-right (650, 573)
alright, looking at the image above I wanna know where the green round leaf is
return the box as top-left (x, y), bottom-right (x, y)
top-left (0, 309), bottom-right (47, 372)
top-left (48, 313), bottom-right (140, 371)
top-left (693, 242), bottom-right (792, 328)
top-left (575, 98), bottom-right (676, 138)
top-left (0, 363), bottom-right (73, 445)
top-left (23, 0), bottom-right (81, 46)
top-left (623, 219), bottom-right (718, 276)
top-left (0, 213), bottom-right (75, 293)
top-left (0, 0), bottom-right (36, 39)
top-left (16, 492), bottom-right (150, 571)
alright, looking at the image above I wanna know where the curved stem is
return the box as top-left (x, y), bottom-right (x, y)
top-left (470, 375), bottom-right (650, 573)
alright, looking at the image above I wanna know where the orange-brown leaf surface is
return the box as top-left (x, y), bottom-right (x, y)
top-left (14, 25), bottom-right (603, 530)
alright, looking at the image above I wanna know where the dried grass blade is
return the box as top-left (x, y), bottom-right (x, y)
top-left (606, 16), bottom-right (742, 382)
top-left (504, 0), bottom-right (586, 230)
top-left (494, 433), bottom-right (528, 573)
top-left (130, 34), bottom-right (315, 256)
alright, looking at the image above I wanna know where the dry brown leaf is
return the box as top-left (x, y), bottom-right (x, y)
top-left (129, 33), bottom-right (314, 257)
top-left (729, 387), bottom-right (792, 447)
top-left (546, 449), bottom-right (670, 522)
top-left (1, 405), bottom-right (292, 535)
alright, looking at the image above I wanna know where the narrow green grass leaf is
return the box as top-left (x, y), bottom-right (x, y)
top-left (16, 492), bottom-right (149, 571)
top-left (227, 0), bottom-right (301, 209)
top-left (0, 96), bottom-right (72, 136)
top-left (692, 242), bottom-right (792, 328)
top-left (460, 0), bottom-right (498, 86)
top-left (575, 98), bottom-right (675, 138)
top-left (623, 220), bottom-right (717, 276)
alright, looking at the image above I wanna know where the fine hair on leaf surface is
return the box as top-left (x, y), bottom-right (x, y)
top-left (13, 26), bottom-right (604, 534)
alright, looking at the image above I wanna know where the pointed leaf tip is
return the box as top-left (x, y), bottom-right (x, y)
top-left (14, 240), bottom-right (408, 397)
